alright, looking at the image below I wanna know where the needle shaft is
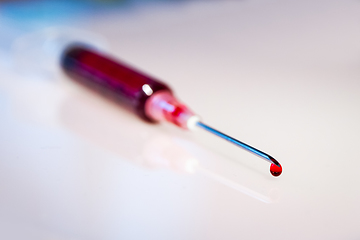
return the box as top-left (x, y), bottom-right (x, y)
top-left (196, 122), bottom-right (279, 166)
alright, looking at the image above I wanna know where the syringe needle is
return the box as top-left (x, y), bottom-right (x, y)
top-left (62, 44), bottom-right (282, 177)
top-left (196, 122), bottom-right (282, 177)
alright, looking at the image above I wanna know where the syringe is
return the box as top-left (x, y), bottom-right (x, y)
top-left (61, 44), bottom-right (282, 177)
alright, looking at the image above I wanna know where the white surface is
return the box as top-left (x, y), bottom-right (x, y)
top-left (1, 0), bottom-right (360, 239)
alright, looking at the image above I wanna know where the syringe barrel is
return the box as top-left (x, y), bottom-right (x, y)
top-left (61, 44), bottom-right (171, 121)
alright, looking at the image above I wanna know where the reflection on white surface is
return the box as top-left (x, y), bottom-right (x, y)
top-left (61, 85), bottom-right (275, 203)
top-left (0, 77), bottom-right (277, 239)
top-left (198, 168), bottom-right (272, 204)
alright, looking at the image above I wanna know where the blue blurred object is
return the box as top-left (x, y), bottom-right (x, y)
top-left (1, 0), bottom-right (123, 22)
top-left (0, 0), bottom-right (186, 26)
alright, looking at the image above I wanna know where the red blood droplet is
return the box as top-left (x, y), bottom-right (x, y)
top-left (270, 162), bottom-right (282, 177)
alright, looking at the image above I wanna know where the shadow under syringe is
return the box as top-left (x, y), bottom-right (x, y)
top-left (60, 86), bottom-right (278, 203)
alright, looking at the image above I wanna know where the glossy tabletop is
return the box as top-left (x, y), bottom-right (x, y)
top-left (0, 0), bottom-right (360, 239)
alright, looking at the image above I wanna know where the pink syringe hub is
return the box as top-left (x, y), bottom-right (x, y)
top-left (145, 90), bottom-right (200, 130)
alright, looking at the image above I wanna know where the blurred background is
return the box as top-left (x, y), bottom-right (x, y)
top-left (1, 0), bottom-right (360, 240)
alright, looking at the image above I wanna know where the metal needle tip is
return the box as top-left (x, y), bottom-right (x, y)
top-left (196, 122), bottom-right (280, 167)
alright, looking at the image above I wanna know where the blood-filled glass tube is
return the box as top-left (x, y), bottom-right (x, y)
top-left (61, 44), bottom-right (281, 176)
top-left (61, 44), bottom-right (200, 129)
